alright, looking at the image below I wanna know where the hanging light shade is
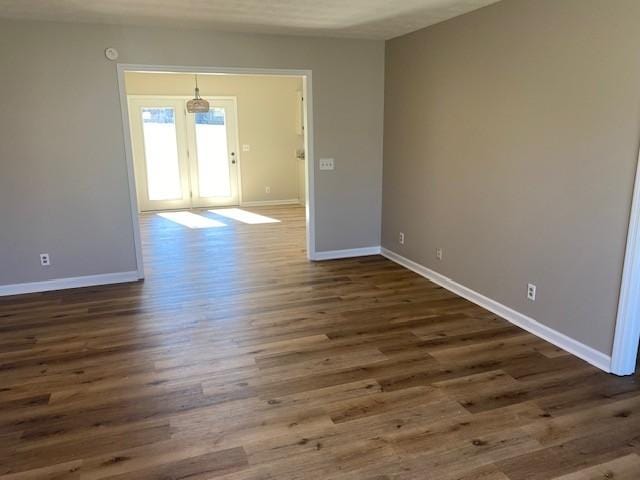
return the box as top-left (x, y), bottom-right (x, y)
top-left (186, 75), bottom-right (209, 113)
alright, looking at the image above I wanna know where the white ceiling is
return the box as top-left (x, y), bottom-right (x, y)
top-left (0, 0), bottom-right (500, 40)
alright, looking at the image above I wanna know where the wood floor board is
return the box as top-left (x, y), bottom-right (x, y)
top-left (550, 453), bottom-right (640, 480)
top-left (1, 205), bottom-right (638, 479)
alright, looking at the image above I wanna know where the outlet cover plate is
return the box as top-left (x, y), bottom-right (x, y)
top-left (319, 158), bottom-right (335, 170)
top-left (527, 283), bottom-right (537, 301)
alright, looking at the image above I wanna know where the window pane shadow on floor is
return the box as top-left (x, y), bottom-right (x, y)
top-left (209, 208), bottom-right (280, 224)
top-left (157, 211), bottom-right (227, 229)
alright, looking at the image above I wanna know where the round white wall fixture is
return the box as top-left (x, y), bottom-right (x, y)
top-left (104, 47), bottom-right (119, 61)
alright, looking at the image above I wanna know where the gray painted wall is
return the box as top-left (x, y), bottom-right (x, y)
top-left (0, 20), bottom-right (384, 286)
top-left (382, 0), bottom-right (640, 355)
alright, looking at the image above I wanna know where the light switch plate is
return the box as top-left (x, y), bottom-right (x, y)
top-left (242, 144), bottom-right (251, 152)
top-left (319, 158), bottom-right (335, 170)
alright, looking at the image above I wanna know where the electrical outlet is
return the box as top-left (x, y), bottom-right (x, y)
top-left (436, 248), bottom-right (443, 260)
top-left (40, 253), bottom-right (51, 266)
top-left (527, 283), bottom-right (536, 301)
top-left (399, 232), bottom-right (405, 245)
top-left (265, 186), bottom-right (271, 194)
top-left (242, 144), bottom-right (251, 152)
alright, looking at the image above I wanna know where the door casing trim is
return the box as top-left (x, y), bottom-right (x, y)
top-left (611, 141), bottom-right (640, 375)
top-left (116, 64), bottom-right (317, 279)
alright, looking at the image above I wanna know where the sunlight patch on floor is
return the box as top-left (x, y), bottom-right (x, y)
top-left (209, 208), bottom-right (281, 224)
top-left (157, 211), bottom-right (226, 229)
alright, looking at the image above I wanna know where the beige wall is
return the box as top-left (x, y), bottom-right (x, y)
top-left (125, 72), bottom-right (304, 204)
top-left (382, 0), bottom-right (640, 355)
top-left (0, 19), bottom-right (384, 286)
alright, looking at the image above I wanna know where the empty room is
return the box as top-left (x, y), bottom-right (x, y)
top-left (1, 0), bottom-right (640, 479)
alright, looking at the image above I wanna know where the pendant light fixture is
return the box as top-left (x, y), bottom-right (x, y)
top-left (186, 75), bottom-right (209, 113)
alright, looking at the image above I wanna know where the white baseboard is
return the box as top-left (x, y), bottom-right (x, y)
top-left (240, 199), bottom-right (301, 207)
top-left (0, 271), bottom-right (141, 297)
top-left (313, 246), bottom-right (381, 261)
top-left (381, 248), bottom-right (612, 373)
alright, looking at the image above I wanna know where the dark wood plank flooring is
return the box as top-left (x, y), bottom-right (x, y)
top-left (1, 205), bottom-right (640, 479)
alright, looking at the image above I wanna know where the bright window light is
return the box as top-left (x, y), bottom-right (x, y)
top-left (157, 211), bottom-right (226, 229)
top-left (209, 208), bottom-right (280, 225)
top-left (194, 109), bottom-right (231, 197)
top-left (141, 107), bottom-right (183, 201)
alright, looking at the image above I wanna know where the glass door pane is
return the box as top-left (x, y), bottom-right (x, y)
top-left (129, 98), bottom-right (191, 212)
top-left (141, 107), bottom-right (182, 201)
top-left (194, 108), bottom-right (231, 198)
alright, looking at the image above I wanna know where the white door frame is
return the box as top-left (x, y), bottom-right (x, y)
top-left (116, 64), bottom-right (317, 280)
top-left (128, 95), bottom-right (242, 209)
top-left (127, 96), bottom-right (193, 212)
top-left (611, 146), bottom-right (640, 375)
top-left (185, 97), bottom-right (241, 208)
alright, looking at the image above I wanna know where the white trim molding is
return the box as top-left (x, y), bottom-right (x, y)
top-left (611, 147), bottom-right (640, 375)
top-left (313, 246), bottom-right (381, 261)
top-left (0, 271), bottom-right (140, 297)
top-left (240, 199), bottom-right (301, 207)
top-left (117, 69), bottom-right (145, 280)
top-left (381, 248), bottom-right (612, 373)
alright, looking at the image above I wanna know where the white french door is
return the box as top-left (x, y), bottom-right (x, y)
top-left (129, 97), bottom-right (239, 212)
top-left (185, 99), bottom-right (239, 208)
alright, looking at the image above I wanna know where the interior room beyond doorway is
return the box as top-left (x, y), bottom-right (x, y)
top-left (125, 71), bottom-right (307, 214)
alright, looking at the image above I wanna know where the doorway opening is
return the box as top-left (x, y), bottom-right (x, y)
top-left (117, 66), bottom-right (316, 280)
